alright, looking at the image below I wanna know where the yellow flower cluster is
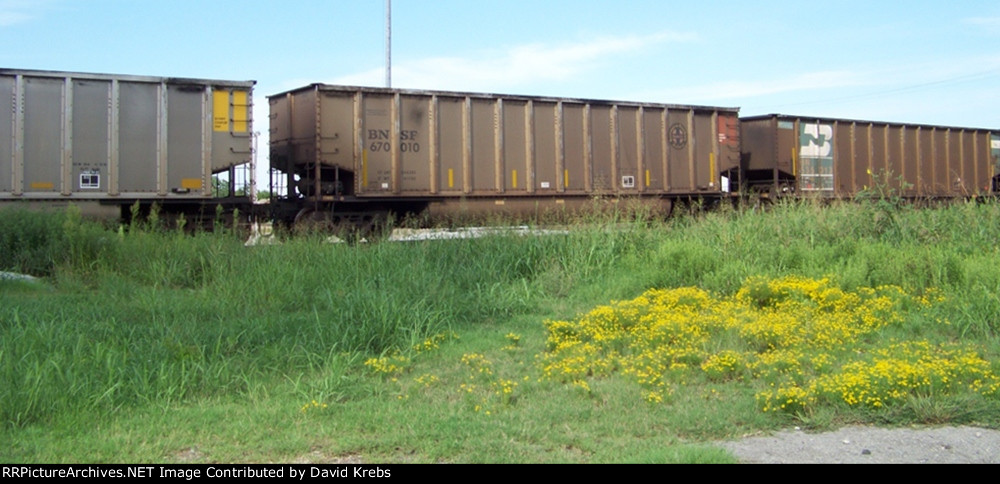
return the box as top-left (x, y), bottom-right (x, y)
top-left (538, 275), bottom-right (998, 413)
top-left (413, 331), bottom-right (459, 354)
top-left (300, 399), bottom-right (329, 414)
top-left (363, 354), bottom-right (410, 376)
top-left (458, 352), bottom-right (519, 413)
top-left (701, 350), bottom-right (745, 381)
top-left (502, 332), bottom-right (522, 351)
top-left (760, 341), bottom-right (1000, 411)
top-left (415, 373), bottom-right (440, 388)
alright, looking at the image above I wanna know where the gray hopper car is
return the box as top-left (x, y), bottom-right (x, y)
top-left (741, 114), bottom-right (1000, 198)
top-left (0, 69), bottom-right (255, 220)
top-left (268, 84), bottom-right (741, 230)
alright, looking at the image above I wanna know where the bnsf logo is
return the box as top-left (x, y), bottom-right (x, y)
top-left (800, 124), bottom-right (833, 158)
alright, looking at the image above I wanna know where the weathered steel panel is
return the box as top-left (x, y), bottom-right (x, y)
top-left (590, 105), bottom-right (614, 192)
top-left (0, 76), bottom-right (12, 193)
top-left (71, 79), bottom-right (111, 193)
top-left (617, 106), bottom-right (640, 194)
top-left (693, 113), bottom-right (714, 190)
top-left (167, 85), bottom-right (204, 193)
top-left (502, 100), bottom-right (528, 193)
top-left (270, 85), bottom-right (740, 207)
top-left (470, 98), bottom-right (497, 192)
top-left (741, 114), bottom-right (998, 197)
top-left (533, 102), bottom-right (558, 193)
top-left (642, 107), bottom-right (665, 191)
top-left (834, 121), bottom-right (855, 194)
top-left (22, 76), bottom-right (62, 193)
top-left (117, 81), bottom-right (158, 193)
top-left (562, 103), bottom-right (587, 192)
top-left (398, 94), bottom-right (431, 193)
top-left (666, 109), bottom-right (691, 191)
top-left (2, 69), bottom-right (254, 202)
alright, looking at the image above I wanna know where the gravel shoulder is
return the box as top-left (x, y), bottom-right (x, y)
top-left (717, 425), bottom-right (1000, 464)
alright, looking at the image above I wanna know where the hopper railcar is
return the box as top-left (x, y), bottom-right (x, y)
top-left (267, 84), bottom-right (742, 232)
top-left (0, 68), bottom-right (256, 223)
top-left (740, 114), bottom-right (1000, 199)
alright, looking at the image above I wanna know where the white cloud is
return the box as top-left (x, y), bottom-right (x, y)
top-left (0, 0), bottom-right (52, 26)
top-left (0, 11), bottom-right (28, 26)
top-left (647, 55), bottom-right (1000, 111)
top-left (964, 16), bottom-right (1000, 27)
top-left (662, 70), bottom-right (872, 103)
top-left (331, 31), bottom-right (697, 92)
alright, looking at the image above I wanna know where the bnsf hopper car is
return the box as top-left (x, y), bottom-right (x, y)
top-left (0, 69), bottom-right (256, 221)
top-left (741, 114), bottom-right (1000, 198)
top-left (268, 84), bottom-right (741, 231)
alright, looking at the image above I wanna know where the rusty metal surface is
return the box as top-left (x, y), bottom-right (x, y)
top-left (269, 85), bottom-right (741, 202)
top-left (741, 114), bottom-right (1000, 197)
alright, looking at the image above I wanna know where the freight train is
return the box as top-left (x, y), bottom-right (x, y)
top-left (3, 68), bottom-right (999, 232)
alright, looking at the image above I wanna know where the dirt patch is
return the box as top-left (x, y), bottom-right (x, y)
top-left (717, 425), bottom-right (1000, 463)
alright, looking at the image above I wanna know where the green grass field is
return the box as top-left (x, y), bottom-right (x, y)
top-left (2, 196), bottom-right (998, 463)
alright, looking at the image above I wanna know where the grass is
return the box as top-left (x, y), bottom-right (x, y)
top-left (1, 196), bottom-right (999, 462)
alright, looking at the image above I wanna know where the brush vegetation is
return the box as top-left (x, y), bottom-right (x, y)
top-left (1, 194), bottom-right (999, 463)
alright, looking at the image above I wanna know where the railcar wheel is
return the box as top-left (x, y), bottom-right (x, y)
top-left (293, 207), bottom-right (335, 234)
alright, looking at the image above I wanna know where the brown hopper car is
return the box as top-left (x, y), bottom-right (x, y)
top-left (268, 84), bottom-right (741, 230)
top-left (740, 114), bottom-right (1000, 198)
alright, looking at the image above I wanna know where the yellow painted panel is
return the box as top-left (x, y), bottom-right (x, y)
top-left (448, 168), bottom-right (454, 188)
top-left (511, 170), bottom-right (518, 189)
top-left (564, 169), bottom-right (569, 188)
top-left (213, 91), bottom-right (229, 132)
top-left (233, 91), bottom-right (248, 132)
top-left (30, 182), bottom-right (54, 190)
top-left (181, 178), bottom-right (203, 190)
top-left (709, 152), bottom-right (716, 187)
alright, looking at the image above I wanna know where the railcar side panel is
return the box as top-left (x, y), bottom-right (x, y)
top-left (397, 94), bottom-right (431, 194)
top-left (502, 99), bottom-right (529, 194)
top-left (590, 104), bottom-right (614, 192)
top-left (915, 128), bottom-right (933, 195)
top-left (2, 69), bottom-right (254, 207)
top-left (0, 77), bottom-right (11, 194)
top-left (666, 109), bottom-right (691, 191)
top-left (117, 81), bottom-right (159, 194)
top-left (693, 113), bottom-right (714, 190)
top-left (642, 108), bottom-right (665, 192)
top-left (741, 114), bottom-right (998, 198)
top-left (470, 98), bottom-right (498, 193)
top-left (437, 96), bottom-right (464, 193)
top-left (72, 79), bottom-right (111, 194)
top-left (562, 103), bottom-right (587, 192)
top-left (616, 106), bottom-right (637, 195)
top-left (22, 76), bottom-right (62, 195)
top-left (269, 84), bottom-right (740, 227)
top-left (534, 101), bottom-right (559, 194)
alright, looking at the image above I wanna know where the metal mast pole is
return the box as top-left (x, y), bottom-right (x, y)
top-left (385, 0), bottom-right (392, 88)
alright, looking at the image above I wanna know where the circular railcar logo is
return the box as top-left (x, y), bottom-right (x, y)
top-left (669, 123), bottom-right (687, 150)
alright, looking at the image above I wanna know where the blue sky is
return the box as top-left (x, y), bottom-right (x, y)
top-left (2, 0), bottom-right (998, 156)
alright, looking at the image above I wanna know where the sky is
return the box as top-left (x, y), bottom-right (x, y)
top-left (2, 0), bottom-right (998, 181)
